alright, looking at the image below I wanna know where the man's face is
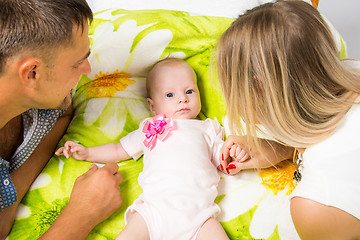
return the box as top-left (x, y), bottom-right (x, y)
top-left (40, 23), bottom-right (91, 110)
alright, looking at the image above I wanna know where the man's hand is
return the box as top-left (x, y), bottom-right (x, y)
top-left (39, 163), bottom-right (123, 239)
top-left (68, 163), bottom-right (123, 222)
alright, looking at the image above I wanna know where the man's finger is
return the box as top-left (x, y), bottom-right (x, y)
top-left (101, 162), bottom-right (120, 175)
top-left (82, 164), bottom-right (99, 177)
top-left (114, 172), bottom-right (123, 184)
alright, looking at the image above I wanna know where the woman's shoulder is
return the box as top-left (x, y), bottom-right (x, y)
top-left (306, 100), bottom-right (360, 158)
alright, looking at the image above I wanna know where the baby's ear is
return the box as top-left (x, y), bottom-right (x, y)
top-left (147, 98), bottom-right (156, 115)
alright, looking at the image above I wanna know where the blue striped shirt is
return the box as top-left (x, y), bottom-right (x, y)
top-left (0, 109), bottom-right (65, 211)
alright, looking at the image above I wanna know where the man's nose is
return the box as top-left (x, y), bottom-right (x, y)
top-left (80, 58), bottom-right (91, 75)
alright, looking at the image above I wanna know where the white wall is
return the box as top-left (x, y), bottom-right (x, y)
top-left (318, 0), bottom-right (360, 60)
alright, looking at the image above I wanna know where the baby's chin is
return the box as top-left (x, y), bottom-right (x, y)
top-left (166, 111), bottom-right (198, 120)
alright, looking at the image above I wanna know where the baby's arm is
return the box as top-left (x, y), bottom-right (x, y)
top-left (55, 141), bottom-right (131, 163)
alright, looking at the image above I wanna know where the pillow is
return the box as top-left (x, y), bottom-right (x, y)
top-left (8, 4), bottom-right (347, 240)
top-left (9, 9), bottom-right (237, 240)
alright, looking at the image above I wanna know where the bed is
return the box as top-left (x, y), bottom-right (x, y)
top-left (7, 0), bottom-right (347, 239)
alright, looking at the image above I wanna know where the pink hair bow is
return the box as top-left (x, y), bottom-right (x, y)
top-left (142, 114), bottom-right (174, 150)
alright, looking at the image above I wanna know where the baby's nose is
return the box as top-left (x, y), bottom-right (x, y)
top-left (178, 95), bottom-right (189, 103)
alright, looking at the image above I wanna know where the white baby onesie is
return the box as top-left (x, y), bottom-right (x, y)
top-left (120, 117), bottom-right (224, 240)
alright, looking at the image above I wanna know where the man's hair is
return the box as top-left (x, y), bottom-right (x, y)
top-left (0, 0), bottom-right (93, 74)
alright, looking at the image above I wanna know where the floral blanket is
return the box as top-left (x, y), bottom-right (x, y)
top-left (8, 5), bottom-right (346, 240)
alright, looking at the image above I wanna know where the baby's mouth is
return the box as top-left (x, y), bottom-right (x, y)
top-left (177, 108), bottom-right (190, 113)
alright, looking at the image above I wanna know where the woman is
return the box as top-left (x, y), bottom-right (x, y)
top-left (217, 0), bottom-right (360, 239)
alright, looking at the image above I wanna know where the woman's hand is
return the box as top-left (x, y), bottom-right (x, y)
top-left (220, 136), bottom-right (250, 175)
top-left (220, 135), bottom-right (294, 174)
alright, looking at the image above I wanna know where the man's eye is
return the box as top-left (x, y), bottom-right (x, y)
top-left (72, 64), bottom-right (80, 69)
top-left (166, 93), bottom-right (174, 97)
top-left (186, 90), bottom-right (193, 94)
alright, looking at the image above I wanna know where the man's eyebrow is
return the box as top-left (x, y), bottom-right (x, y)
top-left (79, 49), bottom-right (91, 63)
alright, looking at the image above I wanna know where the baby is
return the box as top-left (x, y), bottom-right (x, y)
top-left (56, 58), bottom-right (245, 239)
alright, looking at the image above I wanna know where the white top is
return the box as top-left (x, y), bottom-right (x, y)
top-left (291, 102), bottom-right (360, 220)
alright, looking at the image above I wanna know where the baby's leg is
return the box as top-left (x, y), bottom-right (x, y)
top-left (116, 211), bottom-right (150, 240)
top-left (196, 217), bottom-right (229, 240)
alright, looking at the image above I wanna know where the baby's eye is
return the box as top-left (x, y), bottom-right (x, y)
top-left (166, 93), bottom-right (174, 98)
top-left (186, 90), bottom-right (194, 94)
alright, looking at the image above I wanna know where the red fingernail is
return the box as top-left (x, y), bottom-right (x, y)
top-left (226, 168), bottom-right (230, 174)
top-left (228, 164), bottom-right (236, 170)
top-left (220, 165), bottom-right (224, 171)
top-left (221, 154), bottom-right (224, 161)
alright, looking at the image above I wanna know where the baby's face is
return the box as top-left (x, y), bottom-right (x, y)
top-left (147, 63), bottom-right (201, 119)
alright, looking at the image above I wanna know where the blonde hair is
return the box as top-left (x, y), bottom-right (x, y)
top-left (217, 0), bottom-right (360, 149)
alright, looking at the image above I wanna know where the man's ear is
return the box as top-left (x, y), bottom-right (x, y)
top-left (18, 58), bottom-right (42, 89)
top-left (147, 97), bottom-right (156, 115)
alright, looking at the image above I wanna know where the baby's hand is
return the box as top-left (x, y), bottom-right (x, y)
top-left (55, 141), bottom-right (88, 160)
top-left (229, 143), bottom-right (249, 162)
top-left (220, 136), bottom-right (250, 175)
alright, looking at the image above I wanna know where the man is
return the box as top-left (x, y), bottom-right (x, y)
top-left (0, 0), bottom-right (123, 238)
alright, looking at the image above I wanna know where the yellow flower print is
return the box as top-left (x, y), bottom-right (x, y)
top-left (217, 161), bottom-right (300, 239)
top-left (259, 160), bottom-right (297, 196)
top-left (84, 71), bottom-right (135, 99)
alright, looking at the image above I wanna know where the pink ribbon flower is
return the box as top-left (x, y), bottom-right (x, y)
top-left (142, 114), bottom-right (174, 150)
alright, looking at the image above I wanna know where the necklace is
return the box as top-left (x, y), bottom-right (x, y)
top-left (293, 149), bottom-right (304, 184)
